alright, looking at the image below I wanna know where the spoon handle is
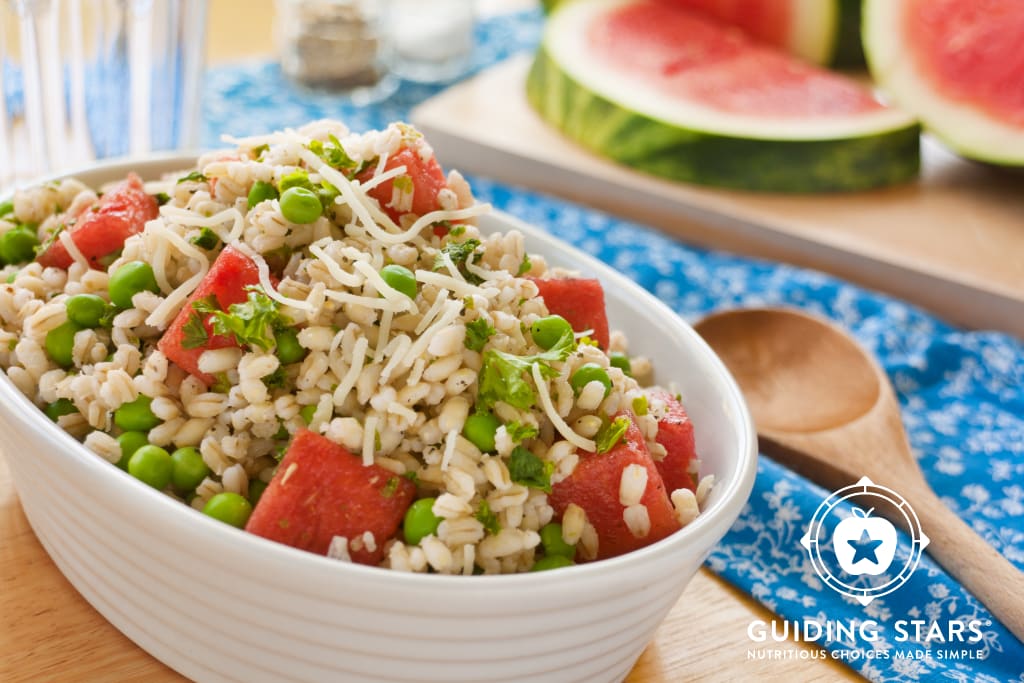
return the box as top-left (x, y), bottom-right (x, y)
top-left (908, 485), bottom-right (1024, 645)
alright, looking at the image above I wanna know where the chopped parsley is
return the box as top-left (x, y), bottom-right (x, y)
top-left (381, 476), bottom-right (400, 498)
top-left (505, 421), bottom-right (539, 444)
top-left (516, 254), bottom-right (532, 276)
top-left (402, 470), bottom-right (419, 484)
top-left (176, 171), bottom-right (208, 184)
top-left (153, 192), bottom-right (171, 206)
top-left (594, 415), bottom-right (631, 454)
top-left (309, 134), bottom-right (363, 175)
top-left (211, 372), bottom-right (232, 394)
top-left (184, 288), bottom-right (288, 352)
top-left (631, 395), bottom-right (649, 416)
top-left (449, 224), bottom-right (466, 237)
top-left (476, 330), bottom-right (575, 411)
top-left (508, 446), bottom-right (554, 493)
top-left (475, 500), bottom-right (501, 535)
top-left (464, 317), bottom-right (496, 352)
top-left (433, 238), bottom-right (484, 284)
top-left (189, 226), bottom-right (220, 250)
top-left (262, 365), bottom-right (289, 389)
top-left (577, 336), bottom-right (599, 348)
top-left (392, 175), bottom-right (414, 194)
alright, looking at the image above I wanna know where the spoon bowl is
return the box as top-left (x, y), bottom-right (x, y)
top-left (695, 307), bottom-right (1024, 645)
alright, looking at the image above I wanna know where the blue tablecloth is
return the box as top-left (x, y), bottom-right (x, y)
top-left (203, 10), bottom-right (1024, 681)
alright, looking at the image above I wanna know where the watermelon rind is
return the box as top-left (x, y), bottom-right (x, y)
top-left (529, 0), bottom-right (920, 193)
top-left (862, 0), bottom-right (1024, 166)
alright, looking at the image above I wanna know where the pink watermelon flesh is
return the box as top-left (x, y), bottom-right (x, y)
top-left (589, 1), bottom-right (884, 118)
top-left (906, 0), bottom-right (1024, 126)
top-left (658, 0), bottom-right (791, 50)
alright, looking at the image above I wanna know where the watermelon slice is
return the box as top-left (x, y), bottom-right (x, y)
top-left (527, 0), bottom-right (920, 192)
top-left (245, 430), bottom-right (416, 565)
top-left (531, 277), bottom-right (610, 349)
top-left (157, 246), bottom-right (262, 385)
top-left (541, 0), bottom-right (864, 67)
top-left (549, 414), bottom-right (680, 560)
top-left (863, 0), bottom-right (1024, 166)
top-left (357, 146), bottom-right (448, 223)
top-left (650, 391), bottom-right (697, 493)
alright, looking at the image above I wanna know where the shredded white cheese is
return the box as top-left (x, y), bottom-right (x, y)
top-left (356, 163), bottom-right (406, 193)
top-left (398, 300), bottom-right (462, 372)
top-left (464, 252), bottom-right (510, 283)
top-left (143, 219), bottom-right (212, 328)
top-left (362, 414), bottom-right (379, 467)
top-left (414, 288), bottom-right (450, 335)
top-left (333, 336), bottom-right (369, 407)
top-left (308, 242), bottom-right (363, 287)
top-left (374, 310), bottom-right (393, 363)
top-left (415, 270), bottom-right (481, 299)
top-left (57, 230), bottom-right (90, 270)
top-left (379, 334), bottom-right (412, 384)
top-left (532, 362), bottom-right (597, 452)
top-left (438, 251), bottom-right (465, 282)
top-left (233, 244), bottom-right (316, 312)
top-left (322, 288), bottom-right (406, 312)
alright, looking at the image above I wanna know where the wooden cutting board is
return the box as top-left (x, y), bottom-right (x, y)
top-left (412, 56), bottom-right (1024, 337)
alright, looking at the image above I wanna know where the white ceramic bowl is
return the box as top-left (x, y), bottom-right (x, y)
top-left (0, 157), bottom-right (757, 683)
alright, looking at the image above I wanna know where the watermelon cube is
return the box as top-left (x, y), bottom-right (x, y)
top-left (358, 146), bottom-right (447, 223)
top-left (549, 414), bottom-right (680, 560)
top-left (157, 245), bottom-right (262, 384)
top-left (245, 430), bottom-right (416, 565)
top-left (532, 278), bottom-right (610, 349)
top-left (651, 391), bottom-right (698, 493)
top-left (37, 173), bottom-right (159, 270)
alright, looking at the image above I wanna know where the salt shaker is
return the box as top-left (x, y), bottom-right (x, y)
top-left (275, 0), bottom-right (397, 101)
top-left (390, 0), bottom-right (475, 83)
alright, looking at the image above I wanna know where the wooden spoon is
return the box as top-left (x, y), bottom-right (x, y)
top-left (694, 307), bottom-right (1024, 644)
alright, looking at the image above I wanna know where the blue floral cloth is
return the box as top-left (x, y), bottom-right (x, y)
top-left (202, 9), bottom-right (1024, 681)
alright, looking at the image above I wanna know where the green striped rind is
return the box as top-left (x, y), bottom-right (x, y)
top-left (829, 0), bottom-right (866, 68)
top-left (526, 47), bottom-right (920, 193)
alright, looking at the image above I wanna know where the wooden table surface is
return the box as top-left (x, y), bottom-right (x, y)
top-left (1, 1), bottom-right (859, 681)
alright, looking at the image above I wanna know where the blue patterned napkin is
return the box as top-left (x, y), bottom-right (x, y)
top-left (202, 10), bottom-right (1024, 681)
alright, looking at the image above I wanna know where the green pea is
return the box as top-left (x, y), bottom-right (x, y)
top-left (539, 522), bottom-right (576, 559)
top-left (65, 293), bottom-right (109, 328)
top-left (379, 264), bottom-right (417, 300)
top-left (127, 444), bottom-right (173, 490)
top-left (0, 226), bottom-right (40, 265)
top-left (116, 431), bottom-right (149, 470)
top-left (462, 412), bottom-right (501, 453)
top-left (570, 363), bottom-right (612, 397)
top-left (278, 170), bottom-right (311, 192)
top-left (274, 328), bottom-right (307, 364)
top-left (114, 395), bottom-right (161, 431)
top-left (530, 315), bottom-right (573, 350)
top-left (45, 320), bottom-right (82, 368)
top-left (403, 497), bottom-right (442, 545)
top-left (170, 446), bottom-right (210, 493)
top-left (249, 478), bottom-right (269, 506)
top-left (279, 186), bottom-right (322, 224)
top-left (108, 261), bottom-right (159, 309)
top-left (609, 351), bottom-right (632, 376)
top-left (44, 398), bottom-right (77, 422)
top-left (299, 404), bottom-right (317, 424)
top-left (202, 492), bottom-right (253, 528)
top-left (0, 200), bottom-right (13, 217)
top-left (530, 555), bottom-right (574, 572)
top-left (247, 180), bottom-right (279, 209)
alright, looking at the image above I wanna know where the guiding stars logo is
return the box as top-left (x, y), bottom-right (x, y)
top-left (801, 476), bottom-right (930, 605)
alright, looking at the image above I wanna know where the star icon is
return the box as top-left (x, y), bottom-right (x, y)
top-left (847, 529), bottom-right (884, 564)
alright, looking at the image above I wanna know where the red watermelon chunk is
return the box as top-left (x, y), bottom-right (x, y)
top-left (37, 173), bottom-right (159, 270)
top-left (650, 390), bottom-right (698, 493)
top-left (532, 277), bottom-right (610, 349)
top-left (549, 414), bottom-right (680, 560)
top-left (245, 430), bottom-right (416, 565)
top-left (157, 245), bottom-right (262, 384)
top-left (358, 146), bottom-right (448, 224)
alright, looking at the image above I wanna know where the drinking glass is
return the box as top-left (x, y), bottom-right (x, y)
top-left (391, 0), bottom-right (474, 84)
top-left (0, 0), bottom-right (208, 191)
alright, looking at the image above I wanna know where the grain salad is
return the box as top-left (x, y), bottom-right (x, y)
top-left (0, 120), bottom-right (712, 574)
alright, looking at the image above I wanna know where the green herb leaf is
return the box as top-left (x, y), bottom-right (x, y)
top-left (508, 446), bottom-right (553, 493)
top-left (464, 317), bottom-right (496, 352)
top-left (189, 227), bottom-right (221, 250)
top-left (191, 294), bottom-right (221, 315)
top-left (476, 330), bottom-right (575, 410)
top-left (381, 476), bottom-right (400, 498)
top-left (505, 421), bottom-right (540, 444)
top-left (176, 171), bottom-right (208, 184)
top-left (211, 372), bottom-right (232, 394)
top-left (594, 415), bottom-right (631, 454)
top-left (433, 238), bottom-right (484, 284)
top-left (631, 395), bottom-right (649, 417)
top-left (206, 287), bottom-right (285, 351)
top-left (181, 312), bottom-right (210, 349)
top-left (153, 192), bottom-right (171, 206)
top-left (475, 500), bottom-right (501, 535)
top-left (402, 470), bottom-right (419, 484)
top-left (262, 365), bottom-right (288, 389)
top-left (516, 254), bottom-right (532, 276)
